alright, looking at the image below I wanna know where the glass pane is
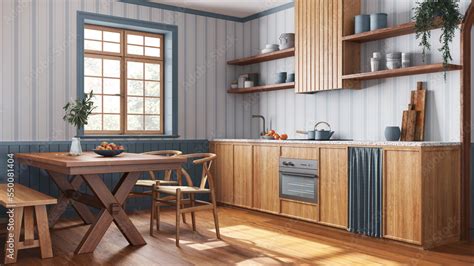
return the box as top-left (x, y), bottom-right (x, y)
top-left (127, 80), bottom-right (143, 96)
top-left (84, 57), bottom-right (102, 76)
top-left (84, 77), bottom-right (102, 94)
top-left (127, 61), bottom-right (143, 79)
top-left (103, 78), bottom-right (120, 94)
top-left (84, 40), bottom-right (102, 51)
top-left (103, 59), bottom-right (120, 78)
top-left (127, 45), bottom-right (143, 55)
top-left (145, 36), bottom-right (160, 47)
top-left (145, 63), bottom-right (160, 80)
top-left (127, 97), bottom-right (143, 114)
top-left (145, 116), bottom-right (160, 131)
top-left (103, 42), bottom-right (120, 53)
top-left (127, 34), bottom-right (143, 45)
top-left (127, 115), bottom-right (144, 131)
top-left (103, 31), bottom-right (120, 42)
top-left (145, 47), bottom-right (160, 57)
top-left (84, 29), bottom-right (102, 40)
top-left (103, 95), bottom-right (120, 113)
top-left (85, 114), bottom-right (102, 131)
top-left (103, 114), bottom-right (120, 131)
top-left (145, 97), bottom-right (160, 114)
top-left (91, 95), bottom-right (102, 113)
top-left (145, 81), bottom-right (160, 96)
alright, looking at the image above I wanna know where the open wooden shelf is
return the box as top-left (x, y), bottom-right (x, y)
top-left (341, 64), bottom-right (462, 81)
top-left (227, 48), bottom-right (295, 66)
top-left (227, 82), bottom-right (294, 94)
top-left (342, 20), bottom-right (443, 43)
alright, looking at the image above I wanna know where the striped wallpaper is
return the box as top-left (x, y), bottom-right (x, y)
top-left (247, 0), bottom-right (470, 141)
top-left (0, 0), bottom-right (256, 141)
top-left (0, 0), bottom-right (470, 142)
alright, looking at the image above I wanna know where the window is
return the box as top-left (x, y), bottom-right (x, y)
top-left (83, 25), bottom-right (164, 134)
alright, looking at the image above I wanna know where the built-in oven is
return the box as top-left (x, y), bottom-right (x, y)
top-left (279, 158), bottom-right (318, 204)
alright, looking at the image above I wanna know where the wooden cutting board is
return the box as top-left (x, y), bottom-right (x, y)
top-left (401, 104), bottom-right (417, 141)
top-left (411, 82), bottom-right (427, 141)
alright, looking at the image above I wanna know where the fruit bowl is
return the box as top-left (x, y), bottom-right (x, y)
top-left (93, 142), bottom-right (125, 157)
top-left (93, 149), bottom-right (124, 157)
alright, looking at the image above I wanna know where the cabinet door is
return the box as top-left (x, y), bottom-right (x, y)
top-left (213, 144), bottom-right (234, 204)
top-left (383, 149), bottom-right (422, 244)
top-left (253, 145), bottom-right (280, 213)
top-left (319, 147), bottom-right (348, 228)
top-left (233, 145), bottom-right (253, 208)
top-left (281, 146), bottom-right (319, 160)
top-left (295, 0), bottom-right (360, 92)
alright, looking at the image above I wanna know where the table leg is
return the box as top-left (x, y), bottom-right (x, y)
top-left (47, 172), bottom-right (95, 227)
top-left (76, 172), bottom-right (146, 254)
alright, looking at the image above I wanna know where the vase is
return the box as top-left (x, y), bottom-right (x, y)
top-left (69, 137), bottom-right (82, 156)
top-left (370, 13), bottom-right (388, 31)
top-left (384, 126), bottom-right (401, 141)
top-left (355, 14), bottom-right (370, 33)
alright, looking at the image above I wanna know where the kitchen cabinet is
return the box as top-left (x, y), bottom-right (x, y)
top-left (295, 0), bottom-right (360, 92)
top-left (319, 147), bottom-right (348, 229)
top-left (212, 143), bottom-right (234, 204)
top-left (233, 145), bottom-right (253, 208)
top-left (383, 147), bottom-right (460, 248)
top-left (280, 147), bottom-right (320, 221)
top-left (210, 140), bottom-right (460, 248)
top-left (253, 145), bottom-right (280, 213)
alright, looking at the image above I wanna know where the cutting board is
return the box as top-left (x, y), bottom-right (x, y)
top-left (411, 82), bottom-right (427, 141)
top-left (401, 104), bottom-right (417, 141)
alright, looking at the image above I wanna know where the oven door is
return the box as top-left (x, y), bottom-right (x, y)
top-left (279, 171), bottom-right (318, 203)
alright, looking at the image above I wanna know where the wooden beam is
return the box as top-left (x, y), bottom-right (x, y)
top-left (461, 1), bottom-right (474, 241)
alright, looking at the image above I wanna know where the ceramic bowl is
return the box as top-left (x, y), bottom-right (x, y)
top-left (244, 80), bottom-right (254, 88)
top-left (93, 149), bottom-right (124, 157)
top-left (261, 48), bottom-right (278, 54)
top-left (386, 52), bottom-right (401, 59)
top-left (386, 59), bottom-right (401, 69)
top-left (265, 44), bottom-right (279, 50)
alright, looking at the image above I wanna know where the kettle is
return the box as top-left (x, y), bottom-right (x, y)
top-left (314, 121), bottom-right (334, 140)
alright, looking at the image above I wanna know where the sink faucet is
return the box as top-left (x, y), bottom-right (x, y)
top-left (252, 115), bottom-right (266, 136)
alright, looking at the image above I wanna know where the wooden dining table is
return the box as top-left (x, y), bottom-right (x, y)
top-left (16, 151), bottom-right (187, 254)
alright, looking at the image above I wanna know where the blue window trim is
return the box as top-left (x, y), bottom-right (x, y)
top-left (76, 11), bottom-right (178, 138)
top-left (119, 0), bottom-right (295, 22)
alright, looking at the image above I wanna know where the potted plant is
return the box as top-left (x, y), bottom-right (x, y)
top-left (413, 0), bottom-right (463, 68)
top-left (63, 91), bottom-right (96, 156)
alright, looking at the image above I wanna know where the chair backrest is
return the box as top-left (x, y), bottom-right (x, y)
top-left (141, 150), bottom-right (183, 180)
top-left (180, 153), bottom-right (217, 190)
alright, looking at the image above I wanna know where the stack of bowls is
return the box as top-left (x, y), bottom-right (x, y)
top-left (402, 53), bottom-right (410, 68)
top-left (261, 44), bottom-right (279, 54)
top-left (386, 52), bottom-right (401, 70)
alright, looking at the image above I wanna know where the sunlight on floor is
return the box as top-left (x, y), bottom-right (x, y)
top-left (188, 240), bottom-right (229, 251)
top-left (218, 225), bottom-right (399, 264)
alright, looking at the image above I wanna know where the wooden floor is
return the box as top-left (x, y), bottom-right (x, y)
top-left (2, 206), bottom-right (474, 265)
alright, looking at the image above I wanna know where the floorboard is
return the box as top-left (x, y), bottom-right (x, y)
top-left (1, 206), bottom-right (473, 265)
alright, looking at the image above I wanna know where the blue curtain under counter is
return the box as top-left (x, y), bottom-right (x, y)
top-left (348, 147), bottom-right (383, 238)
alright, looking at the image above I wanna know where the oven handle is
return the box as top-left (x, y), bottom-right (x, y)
top-left (279, 171), bottom-right (317, 178)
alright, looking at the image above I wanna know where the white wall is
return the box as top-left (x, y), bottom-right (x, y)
top-left (242, 0), bottom-right (470, 141)
top-left (0, 0), bottom-right (250, 141)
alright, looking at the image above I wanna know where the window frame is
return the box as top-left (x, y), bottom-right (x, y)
top-left (83, 24), bottom-right (164, 135)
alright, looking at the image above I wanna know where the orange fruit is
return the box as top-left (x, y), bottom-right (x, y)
top-left (280, 134), bottom-right (288, 140)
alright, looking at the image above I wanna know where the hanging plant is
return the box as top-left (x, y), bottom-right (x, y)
top-left (413, 0), bottom-right (462, 67)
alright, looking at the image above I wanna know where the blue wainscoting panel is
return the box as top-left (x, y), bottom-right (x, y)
top-left (0, 139), bottom-right (208, 219)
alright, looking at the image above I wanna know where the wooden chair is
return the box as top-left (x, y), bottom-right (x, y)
top-left (128, 150), bottom-right (183, 198)
top-left (0, 184), bottom-right (57, 264)
top-left (150, 153), bottom-right (221, 247)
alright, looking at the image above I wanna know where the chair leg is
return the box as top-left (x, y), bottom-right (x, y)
top-left (155, 192), bottom-right (161, 231)
top-left (181, 199), bottom-right (187, 224)
top-left (150, 193), bottom-right (155, 236)
top-left (190, 194), bottom-right (196, 232)
top-left (35, 205), bottom-right (53, 259)
top-left (176, 189), bottom-right (181, 247)
top-left (4, 207), bottom-right (23, 264)
top-left (210, 192), bottom-right (221, 240)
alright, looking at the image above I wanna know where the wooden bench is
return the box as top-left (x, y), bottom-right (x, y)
top-left (0, 184), bottom-right (57, 264)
